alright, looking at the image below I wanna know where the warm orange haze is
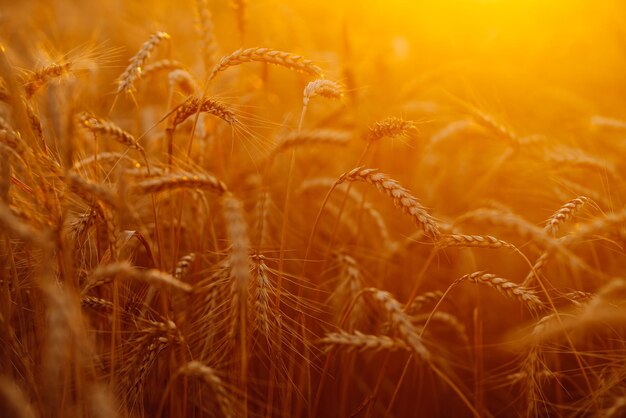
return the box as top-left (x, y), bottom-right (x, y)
top-left (1, 0), bottom-right (626, 417)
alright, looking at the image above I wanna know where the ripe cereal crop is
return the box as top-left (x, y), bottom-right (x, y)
top-left (1, 1), bottom-right (626, 417)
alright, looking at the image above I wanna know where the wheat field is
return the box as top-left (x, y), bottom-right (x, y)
top-left (1, 1), bottom-right (626, 417)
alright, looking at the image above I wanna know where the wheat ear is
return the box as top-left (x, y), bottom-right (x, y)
top-left (251, 254), bottom-right (274, 338)
top-left (436, 234), bottom-right (516, 250)
top-left (167, 96), bottom-right (237, 127)
top-left (23, 62), bottom-right (72, 98)
top-left (139, 59), bottom-right (185, 79)
top-left (0, 377), bottom-right (37, 418)
top-left (303, 79), bottom-right (343, 107)
top-left (459, 271), bottom-right (544, 311)
top-left (178, 361), bottom-right (234, 418)
top-left (84, 261), bottom-right (193, 294)
top-left (367, 117), bottom-right (417, 141)
top-left (195, 0), bottom-right (218, 69)
top-left (336, 167), bottom-right (440, 240)
top-left (545, 196), bottom-right (589, 236)
top-left (366, 288), bottom-right (431, 361)
top-left (132, 171), bottom-right (228, 195)
top-left (268, 129), bottom-right (350, 160)
top-left (116, 31), bottom-right (170, 94)
top-left (78, 112), bottom-right (144, 151)
top-left (320, 330), bottom-right (409, 353)
top-left (208, 47), bottom-right (323, 81)
top-left (174, 253), bottom-right (196, 280)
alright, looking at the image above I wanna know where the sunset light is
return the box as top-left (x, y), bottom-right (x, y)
top-left (1, 1), bottom-right (625, 417)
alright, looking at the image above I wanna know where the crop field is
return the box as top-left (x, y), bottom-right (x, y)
top-left (1, 1), bottom-right (626, 417)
